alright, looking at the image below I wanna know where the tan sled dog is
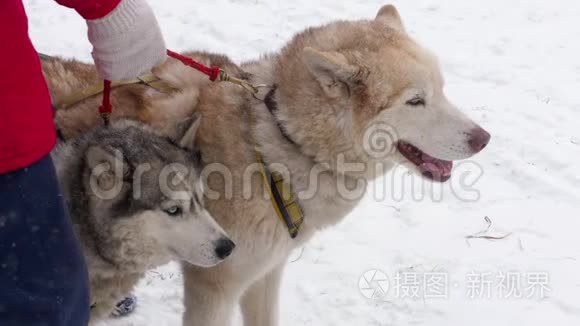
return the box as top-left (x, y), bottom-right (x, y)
top-left (44, 5), bottom-right (490, 325)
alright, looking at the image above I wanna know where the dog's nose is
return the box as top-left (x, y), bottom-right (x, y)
top-left (214, 238), bottom-right (236, 259)
top-left (468, 127), bottom-right (491, 153)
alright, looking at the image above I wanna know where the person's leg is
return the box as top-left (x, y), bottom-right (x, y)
top-left (0, 155), bottom-right (90, 326)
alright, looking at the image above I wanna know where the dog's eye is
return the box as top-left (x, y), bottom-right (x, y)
top-left (164, 206), bottom-right (182, 216)
top-left (406, 97), bottom-right (425, 106)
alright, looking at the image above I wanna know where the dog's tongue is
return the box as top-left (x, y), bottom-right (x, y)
top-left (419, 152), bottom-right (453, 182)
top-left (397, 142), bottom-right (453, 182)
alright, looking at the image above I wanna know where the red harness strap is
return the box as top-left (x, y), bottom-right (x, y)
top-left (98, 50), bottom-right (225, 126)
top-left (166, 49), bottom-right (221, 81)
top-left (99, 79), bottom-right (112, 125)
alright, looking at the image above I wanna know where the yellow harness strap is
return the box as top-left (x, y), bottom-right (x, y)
top-left (56, 74), bottom-right (174, 109)
top-left (255, 148), bottom-right (304, 238)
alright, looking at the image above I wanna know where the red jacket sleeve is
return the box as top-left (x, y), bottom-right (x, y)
top-left (0, 0), bottom-right (57, 173)
top-left (54, 0), bottom-right (121, 19)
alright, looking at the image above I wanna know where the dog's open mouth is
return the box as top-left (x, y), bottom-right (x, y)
top-left (397, 141), bottom-right (453, 182)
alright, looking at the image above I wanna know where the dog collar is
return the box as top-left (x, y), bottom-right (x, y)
top-left (255, 149), bottom-right (304, 239)
top-left (264, 86), bottom-right (299, 146)
top-left (257, 86), bottom-right (307, 238)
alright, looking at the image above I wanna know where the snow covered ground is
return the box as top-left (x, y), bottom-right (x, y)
top-left (24, 0), bottom-right (580, 325)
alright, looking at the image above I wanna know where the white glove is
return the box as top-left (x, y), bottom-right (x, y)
top-left (86, 0), bottom-right (166, 81)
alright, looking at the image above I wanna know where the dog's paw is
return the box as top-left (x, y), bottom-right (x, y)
top-left (111, 294), bottom-right (138, 318)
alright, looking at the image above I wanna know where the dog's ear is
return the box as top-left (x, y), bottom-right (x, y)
top-left (175, 112), bottom-right (202, 150)
top-left (86, 146), bottom-right (128, 191)
top-left (375, 4), bottom-right (406, 32)
top-left (303, 47), bottom-right (364, 98)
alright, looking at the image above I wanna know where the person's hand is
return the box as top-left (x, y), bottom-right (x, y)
top-left (86, 0), bottom-right (166, 80)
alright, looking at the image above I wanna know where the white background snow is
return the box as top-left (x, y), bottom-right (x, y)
top-left (24, 0), bottom-right (580, 325)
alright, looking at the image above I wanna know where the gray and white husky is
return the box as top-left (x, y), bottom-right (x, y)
top-left (52, 117), bottom-right (235, 321)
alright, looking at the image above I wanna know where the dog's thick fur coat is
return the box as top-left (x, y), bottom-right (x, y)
top-left (44, 5), bottom-right (489, 325)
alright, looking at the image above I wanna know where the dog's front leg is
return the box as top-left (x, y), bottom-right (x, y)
top-left (182, 264), bottom-right (240, 326)
top-left (241, 263), bottom-right (285, 326)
